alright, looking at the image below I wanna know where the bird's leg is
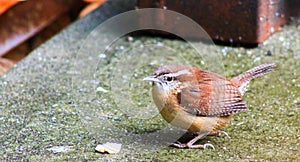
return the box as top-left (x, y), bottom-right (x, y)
top-left (209, 130), bottom-right (230, 138)
top-left (171, 133), bottom-right (215, 149)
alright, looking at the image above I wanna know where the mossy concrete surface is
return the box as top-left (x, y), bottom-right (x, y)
top-left (1, 0), bottom-right (299, 161)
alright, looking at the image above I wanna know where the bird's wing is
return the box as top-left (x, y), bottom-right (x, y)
top-left (178, 69), bottom-right (248, 117)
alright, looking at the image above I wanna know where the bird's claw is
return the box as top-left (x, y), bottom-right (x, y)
top-left (203, 143), bottom-right (215, 150)
top-left (170, 141), bottom-right (215, 150)
top-left (170, 141), bottom-right (184, 148)
top-left (219, 131), bottom-right (231, 138)
top-left (210, 131), bottom-right (231, 138)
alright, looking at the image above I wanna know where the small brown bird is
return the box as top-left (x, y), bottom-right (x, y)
top-left (143, 63), bottom-right (276, 149)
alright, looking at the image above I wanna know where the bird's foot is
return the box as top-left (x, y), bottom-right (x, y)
top-left (170, 141), bottom-right (215, 150)
top-left (209, 130), bottom-right (230, 138)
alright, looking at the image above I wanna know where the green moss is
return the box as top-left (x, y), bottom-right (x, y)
top-left (1, 13), bottom-right (299, 162)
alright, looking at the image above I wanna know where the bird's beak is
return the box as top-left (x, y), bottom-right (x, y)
top-left (143, 75), bottom-right (160, 82)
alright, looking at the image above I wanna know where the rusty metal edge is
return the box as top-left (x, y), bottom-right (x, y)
top-left (0, 0), bottom-right (85, 57)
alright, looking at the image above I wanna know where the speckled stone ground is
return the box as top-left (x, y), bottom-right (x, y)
top-left (0, 0), bottom-right (299, 161)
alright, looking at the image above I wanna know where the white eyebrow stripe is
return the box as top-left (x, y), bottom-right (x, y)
top-left (165, 69), bottom-right (192, 77)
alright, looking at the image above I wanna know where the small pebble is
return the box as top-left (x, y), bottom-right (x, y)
top-left (95, 142), bottom-right (122, 154)
top-left (127, 36), bottom-right (134, 42)
top-left (47, 146), bottom-right (72, 153)
top-left (96, 87), bottom-right (109, 93)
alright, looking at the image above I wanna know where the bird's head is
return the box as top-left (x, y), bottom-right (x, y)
top-left (143, 65), bottom-right (196, 94)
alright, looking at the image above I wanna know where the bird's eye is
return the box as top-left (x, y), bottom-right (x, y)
top-left (165, 76), bottom-right (173, 82)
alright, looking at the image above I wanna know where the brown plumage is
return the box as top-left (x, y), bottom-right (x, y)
top-left (143, 63), bottom-right (276, 149)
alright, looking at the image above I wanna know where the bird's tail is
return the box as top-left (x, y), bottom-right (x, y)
top-left (231, 63), bottom-right (277, 95)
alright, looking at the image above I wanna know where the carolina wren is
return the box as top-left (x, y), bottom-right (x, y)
top-left (143, 63), bottom-right (276, 149)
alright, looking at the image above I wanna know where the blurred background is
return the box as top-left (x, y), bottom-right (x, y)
top-left (1, 0), bottom-right (299, 75)
top-left (0, 1), bottom-right (299, 161)
top-left (0, 0), bottom-right (107, 75)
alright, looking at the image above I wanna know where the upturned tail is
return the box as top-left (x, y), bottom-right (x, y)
top-left (231, 63), bottom-right (277, 95)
